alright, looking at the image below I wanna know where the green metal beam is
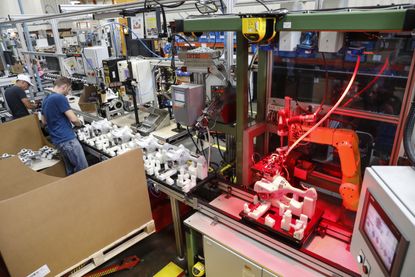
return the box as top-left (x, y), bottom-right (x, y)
top-left (277, 9), bottom-right (412, 31)
top-left (180, 16), bottom-right (242, 32)
top-left (177, 9), bottom-right (414, 33)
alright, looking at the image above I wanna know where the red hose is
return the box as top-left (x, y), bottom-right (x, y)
top-left (342, 56), bottom-right (390, 107)
top-left (286, 56), bottom-right (361, 156)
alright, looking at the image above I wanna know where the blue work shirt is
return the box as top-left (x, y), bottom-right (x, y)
top-left (42, 93), bottom-right (76, 145)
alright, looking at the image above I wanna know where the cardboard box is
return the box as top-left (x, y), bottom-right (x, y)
top-left (0, 149), bottom-right (152, 277)
top-left (78, 85), bottom-right (98, 113)
top-left (0, 114), bottom-right (66, 177)
top-left (10, 63), bottom-right (24, 74)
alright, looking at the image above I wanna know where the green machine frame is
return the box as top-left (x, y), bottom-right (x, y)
top-left (175, 8), bottom-right (415, 187)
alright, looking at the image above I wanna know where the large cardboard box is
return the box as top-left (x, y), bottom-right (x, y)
top-left (0, 149), bottom-right (152, 277)
top-left (0, 115), bottom-right (153, 276)
top-left (0, 114), bottom-right (65, 177)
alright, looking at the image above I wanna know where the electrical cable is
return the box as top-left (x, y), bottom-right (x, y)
top-left (206, 126), bottom-right (212, 167)
top-left (219, 0), bottom-right (225, 13)
top-left (255, 0), bottom-right (270, 11)
top-left (187, 126), bottom-right (201, 154)
top-left (152, 0), bottom-right (185, 8)
top-left (216, 133), bottom-right (226, 162)
top-left (286, 55), bottom-right (361, 157)
top-left (342, 56), bottom-right (390, 107)
top-left (175, 34), bottom-right (195, 49)
top-left (160, 5), bottom-right (168, 37)
top-left (195, 1), bottom-right (218, 14)
top-left (96, 21), bottom-right (163, 58)
top-left (248, 50), bottom-right (258, 118)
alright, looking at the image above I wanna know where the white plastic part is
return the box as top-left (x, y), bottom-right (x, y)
top-left (281, 210), bottom-right (292, 231)
top-left (264, 215), bottom-right (275, 228)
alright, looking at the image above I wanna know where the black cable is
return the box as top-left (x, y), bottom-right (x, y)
top-left (200, 138), bottom-right (206, 156)
top-left (175, 34), bottom-right (195, 49)
top-left (187, 126), bottom-right (201, 154)
top-left (194, 1), bottom-right (218, 14)
top-left (255, 0), bottom-right (270, 11)
top-left (216, 133), bottom-right (226, 162)
top-left (160, 5), bottom-right (168, 37)
top-left (152, 0), bottom-right (185, 8)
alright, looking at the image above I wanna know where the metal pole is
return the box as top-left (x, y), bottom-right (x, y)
top-left (235, 32), bottom-right (249, 186)
top-left (170, 196), bottom-right (185, 260)
top-left (0, 28), bottom-right (10, 76)
top-left (50, 19), bottom-right (68, 77)
top-left (17, 0), bottom-right (42, 94)
top-left (223, 0), bottom-right (234, 74)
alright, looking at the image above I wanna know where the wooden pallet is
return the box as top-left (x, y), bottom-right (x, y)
top-left (57, 220), bottom-right (155, 277)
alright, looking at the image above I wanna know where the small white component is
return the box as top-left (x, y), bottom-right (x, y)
top-left (264, 215), bottom-right (275, 228)
top-left (247, 202), bottom-right (271, 220)
top-left (318, 32), bottom-right (344, 53)
top-left (243, 203), bottom-right (251, 214)
top-left (281, 210), bottom-right (292, 231)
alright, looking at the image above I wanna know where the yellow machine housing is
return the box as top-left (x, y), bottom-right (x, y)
top-left (242, 17), bottom-right (276, 43)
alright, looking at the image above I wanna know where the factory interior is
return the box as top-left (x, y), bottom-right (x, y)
top-left (1, 0), bottom-right (415, 276)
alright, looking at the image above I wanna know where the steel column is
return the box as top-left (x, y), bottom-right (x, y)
top-left (50, 19), bottom-right (68, 77)
top-left (235, 32), bottom-right (249, 186)
top-left (16, 24), bottom-right (37, 98)
top-left (185, 228), bottom-right (198, 274)
top-left (255, 49), bottom-right (272, 156)
top-left (170, 196), bottom-right (185, 260)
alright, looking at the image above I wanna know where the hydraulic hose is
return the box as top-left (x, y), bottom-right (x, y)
top-left (404, 100), bottom-right (415, 165)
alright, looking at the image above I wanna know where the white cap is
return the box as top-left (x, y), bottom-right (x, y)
top-left (16, 74), bottom-right (34, 86)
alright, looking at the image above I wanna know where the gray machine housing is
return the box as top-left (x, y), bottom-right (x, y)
top-left (351, 166), bottom-right (415, 277)
top-left (171, 83), bottom-right (204, 126)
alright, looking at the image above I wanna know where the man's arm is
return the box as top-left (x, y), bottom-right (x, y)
top-left (21, 98), bottom-right (37, 110)
top-left (41, 114), bottom-right (47, 126)
top-left (64, 109), bottom-right (82, 127)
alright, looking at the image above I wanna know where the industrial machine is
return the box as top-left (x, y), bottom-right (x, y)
top-left (172, 83), bottom-right (205, 126)
top-left (172, 6), bottom-right (415, 277)
top-left (351, 166), bottom-right (415, 277)
top-left (83, 46), bottom-right (110, 84)
top-left (103, 57), bottom-right (124, 87)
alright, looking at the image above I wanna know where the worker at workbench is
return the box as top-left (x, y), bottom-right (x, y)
top-left (41, 77), bottom-right (88, 175)
top-left (4, 74), bottom-right (38, 119)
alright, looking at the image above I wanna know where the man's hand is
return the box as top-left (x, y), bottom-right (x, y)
top-left (21, 98), bottom-right (38, 110)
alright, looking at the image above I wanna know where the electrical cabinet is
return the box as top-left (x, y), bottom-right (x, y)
top-left (83, 46), bottom-right (109, 84)
top-left (203, 236), bottom-right (262, 277)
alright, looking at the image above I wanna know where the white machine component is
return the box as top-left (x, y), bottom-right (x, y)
top-left (318, 32), bottom-right (344, 53)
top-left (116, 59), bottom-right (155, 104)
top-left (130, 59), bottom-right (155, 104)
top-left (351, 166), bottom-right (415, 277)
top-left (77, 120), bottom-right (209, 191)
top-left (278, 31), bottom-right (302, 51)
top-left (253, 175), bottom-right (317, 218)
top-left (83, 46), bottom-right (109, 84)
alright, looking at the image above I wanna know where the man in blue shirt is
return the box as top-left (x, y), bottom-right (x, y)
top-left (41, 77), bottom-right (88, 175)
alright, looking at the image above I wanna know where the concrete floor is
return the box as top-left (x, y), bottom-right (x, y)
top-left (94, 225), bottom-right (184, 277)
